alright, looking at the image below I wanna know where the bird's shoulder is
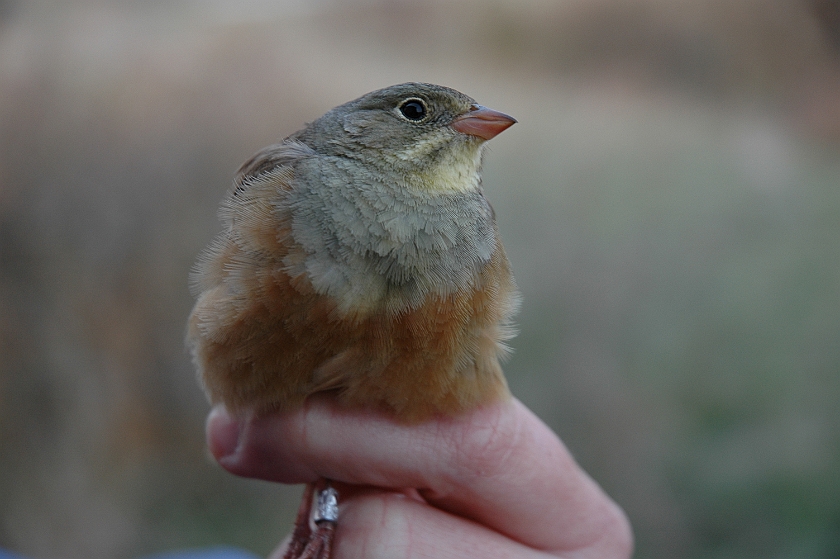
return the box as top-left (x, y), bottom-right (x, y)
top-left (235, 139), bottom-right (316, 185)
top-left (189, 142), bottom-right (314, 299)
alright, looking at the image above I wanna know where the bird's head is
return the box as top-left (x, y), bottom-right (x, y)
top-left (296, 82), bottom-right (516, 193)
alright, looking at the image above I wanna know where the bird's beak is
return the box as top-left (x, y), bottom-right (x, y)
top-left (450, 104), bottom-right (517, 140)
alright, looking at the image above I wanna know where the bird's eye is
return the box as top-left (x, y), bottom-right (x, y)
top-left (398, 98), bottom-right (428, 121)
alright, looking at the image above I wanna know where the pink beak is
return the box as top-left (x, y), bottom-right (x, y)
top-left (450, 104), bottom-right (517, 140)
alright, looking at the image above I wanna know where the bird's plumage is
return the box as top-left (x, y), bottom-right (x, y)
top-left (187, 83), bottom-right (518, 421)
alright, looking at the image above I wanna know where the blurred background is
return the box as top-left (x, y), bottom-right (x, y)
top-left (1, 0), bottom-right (840, 557)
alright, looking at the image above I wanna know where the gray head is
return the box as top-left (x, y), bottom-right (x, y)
top-left (293, 83), bottom-right (515, 193)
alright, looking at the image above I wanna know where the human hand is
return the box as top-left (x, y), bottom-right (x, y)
top-left (206, 397), bottom-right (633, 559)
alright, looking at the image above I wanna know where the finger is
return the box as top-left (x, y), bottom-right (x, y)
top-left (270, 488), bottom-right (628, 559)
top-left (335, 489), bottom-right (551, 559)
top-left (206, 398), bottom-right (633, 555)
top-left (265, 486), bottom-right (425, 559)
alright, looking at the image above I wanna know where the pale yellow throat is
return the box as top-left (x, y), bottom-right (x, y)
top-left (397, 133), bottom-right (485, 194)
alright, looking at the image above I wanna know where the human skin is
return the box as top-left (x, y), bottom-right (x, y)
top-left (206, 396), bottom-right (633, 559)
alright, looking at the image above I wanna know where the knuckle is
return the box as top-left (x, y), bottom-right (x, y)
top-left (446, 403), bottom-right (524, 484)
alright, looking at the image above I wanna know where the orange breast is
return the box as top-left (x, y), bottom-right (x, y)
top-left (189, 247), bottom-right (516, 421)
top-left (188, 170), bottom-right (518, 422)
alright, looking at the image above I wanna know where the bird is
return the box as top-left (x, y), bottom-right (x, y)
top-left (187, 82), bottom-right (519, 559)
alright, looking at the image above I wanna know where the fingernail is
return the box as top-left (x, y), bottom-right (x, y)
top-left (206, 405), bottom-right (242, 460)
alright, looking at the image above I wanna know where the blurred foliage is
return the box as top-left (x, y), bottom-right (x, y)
top-left (1, 1), bottom-right (839, 558)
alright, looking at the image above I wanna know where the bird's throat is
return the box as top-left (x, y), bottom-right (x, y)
top-left (416, 153), bottom-right (483, 194)
top-left (390, 134), bottom-right (485, 194)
